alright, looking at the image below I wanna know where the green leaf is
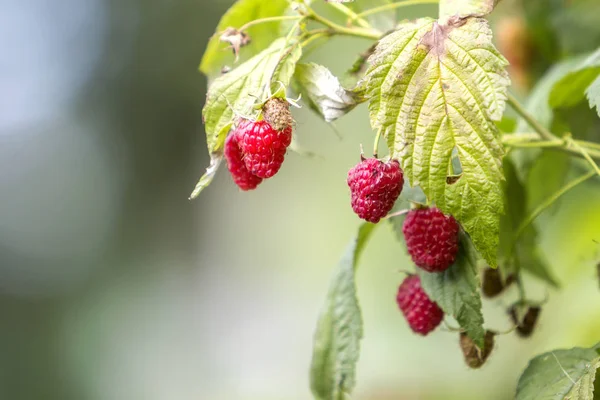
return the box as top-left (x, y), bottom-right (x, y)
top-left (310, 222), bottom-right (377, 400)
top-left (203, 38), bottom-right (302, 153)
top-left (361, 17), bottom-right (509, 266)
top-left (516, 343), bottom-right (600, 400)
top-left (549, 48), bottom-right (600, 109)
top-left (189, 154), bottom-right (223, 200)
top-left (294, 63), bottom-right (363, 122)
top-left (417, 232), bottom-right (485, 348)
top-left (439, 0), bottom-right (501, 19)
top-left (499, 158), bottom-right (559, 286)
top-left (199, 0), bottom-right (290, 77)
top-left (515, 55), bottom-right (589, 134)
top-left (586, 75), bottom-right (600, 118)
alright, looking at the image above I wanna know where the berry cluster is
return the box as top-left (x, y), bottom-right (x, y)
top-left (224, 99), bottom-right (293, 190)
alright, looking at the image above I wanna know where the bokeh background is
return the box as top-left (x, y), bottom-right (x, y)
top-left (1, 0), bottom-right (599, 399)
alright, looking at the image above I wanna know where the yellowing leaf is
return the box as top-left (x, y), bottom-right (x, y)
top-left (361, 17), bottom-right (509, 266)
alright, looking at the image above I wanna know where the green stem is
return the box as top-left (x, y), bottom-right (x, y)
top-left (328, 2), bottom-right (372, 29)
top-left (307, 11), bottom-right (381, 40)
top-left (513, 169), bottom-right (596, 243)
top-left (502, 132), bottom-right (600, 160)
top-left (373, 128), bottom-right (382, 157)
top-left (576, 139), bottom-right (600, 152)
top-left (354, 0), bottom-right (440, 20)
top-left (238, 15), bottom-right (303, 32)
top-left (567, 137), bottom-right (600, 176)
top-left (506, 93), bottom-right (557, 142)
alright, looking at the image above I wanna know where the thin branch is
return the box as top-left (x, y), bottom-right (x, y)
top-left (513, 169), bottom-right (596, 243)
top-left (506, 93), bottom-right (557, 142)
top-left (238, 15), bottom-right (303, 32)
top-left (354, 0), bottom-right (440, 20)
top-left (328, 2), bottom-right (372, 29)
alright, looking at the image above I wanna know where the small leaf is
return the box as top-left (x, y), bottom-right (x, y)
top-left (189, 154), bottom-right (223, 200)
top-left (203, 38), bottom-right (302, 153)
top-left (200, 0), bottom-right (290, 76)
top-left (310, 223), bottom-right (377, 400)
top-left (516, 342), bottom-right (600, 400)
top-left (499, 159), bottom-right (559, 286)
top-left (515, 55), bottom-right (588, 134)
top-left (361, 17), bottom-right (509, 266)
top-left (586, 75), bottom-right (600, 117)
top-left (294, 63), bottom-right (364, 122)
top-left (417, 232), bottom-right (485, 348)
top-left (549, 48), bottom-right (600, 109)
top-left (439, 0), bottom-right (501, 19)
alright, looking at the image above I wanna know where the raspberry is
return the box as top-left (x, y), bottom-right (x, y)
top-left (347, 158), bottom-right (404, 223)
top-left (459, 330), bottom-right (495, 369)
top-left (224, 133), bottom-right (262, 191)
top-left (235, 119), bottom-right (292, 179)
top-left (396, 275), bottom-right (444, 336)
top-left (402, 207), bottom-right (460, 272)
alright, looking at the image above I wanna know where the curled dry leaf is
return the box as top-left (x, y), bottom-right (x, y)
top-left (509, 305), bottom-right (541, 338)
top-left (220, 27), bottom-right (251, 62)
top-left (460, 330), bottom-right (495, 369)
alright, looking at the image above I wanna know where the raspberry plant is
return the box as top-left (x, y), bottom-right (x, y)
top-left (192, 0), bottom-right (600, 398)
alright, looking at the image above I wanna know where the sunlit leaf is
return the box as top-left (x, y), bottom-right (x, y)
top-left (361, 17), bottom-right (509, 266)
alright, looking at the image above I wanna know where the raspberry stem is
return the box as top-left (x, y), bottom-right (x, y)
top-left (327, 2), bottom-right (372, 30)
top-left (237, 15), bottom-right (303, 33)
top-left (352, 0), bottom-right (440, 21)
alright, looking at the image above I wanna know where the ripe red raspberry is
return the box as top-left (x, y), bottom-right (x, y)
top-left (235, 119), bottom-right (292, 179)
top-left (402, 207), bottom-right (460, 272)
top-left (347, 158), bottom-right (404, 223)
top-left (224, 133), bottom-right (262, 191)
top-left (396, 275), bottom-right (444, 335)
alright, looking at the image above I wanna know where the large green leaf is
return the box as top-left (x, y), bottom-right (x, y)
top-left (499, 159), bottom-right (559, 287)
top-left (516, 343), bottom-right (600, 400)
top-left (586, 75), bottom-right (600, 118)
top-left (439, 0), bottom-right (501, 19)
top-left (310, 223), bottom-right (377, 400)
top-left (549, 48), bottom-right (600, 109)
top-left (361, 17), bottom-right (509, 266)
top-left (417, 232), bottom-right (485, 348)
top-left (190, 38), bottom-right (301, 199)
top-left (200, 0), bottom-right (290, 76)
top-left (293, 63), bottom-right (363, 122)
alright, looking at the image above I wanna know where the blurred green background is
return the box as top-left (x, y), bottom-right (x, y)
top-left (1, 0), bottom-right (599, 399)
